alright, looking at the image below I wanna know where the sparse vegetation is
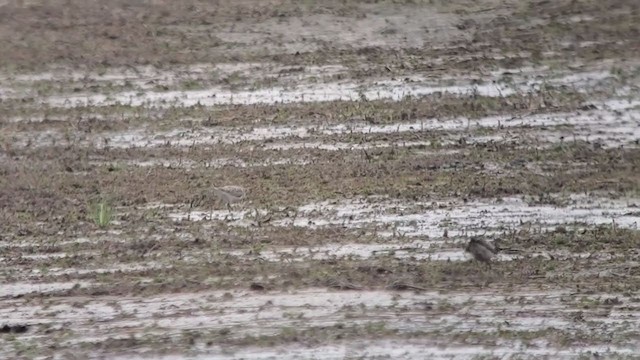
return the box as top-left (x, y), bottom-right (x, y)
top-left (90, 200), bottom-right (113, 228)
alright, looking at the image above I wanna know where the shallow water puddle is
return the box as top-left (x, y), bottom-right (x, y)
top-left (89, 157), bottom-right (310, 170)
top-left (126, 342), bottom-right (637, 360)
top-left (13, 98), bottom-right (639, 150)
top-left (171, 194), bottom-right (639, 235)
top-left (2, 288), bottom-right (637, 357)
top-left (35, 70), bottom-right (613, 108)
top-left (0, 281), bottom-right (92, 298)
top-left (27, 262), bottom-right (171, 278)
top-left (168, 194), bottom-right (639, 262)
top-left (224, 241), bottom-right (515, 263)
top-left (1, 63), bottom-right (349, 99)
top-left (289, 195), bottom-right (639, 233)
top-left (113, 340), bottom-right (638, 360)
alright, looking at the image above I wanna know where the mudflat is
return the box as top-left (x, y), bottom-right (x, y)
top-left (1, 1), bottom-right (639, 358)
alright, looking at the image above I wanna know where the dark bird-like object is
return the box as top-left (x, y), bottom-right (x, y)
top-left (465, 237), bottom-right (499, 263)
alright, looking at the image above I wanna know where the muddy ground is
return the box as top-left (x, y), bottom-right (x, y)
top-left (1, 0), bottom-right (639, 359)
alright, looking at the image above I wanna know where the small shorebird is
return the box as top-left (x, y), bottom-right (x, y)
top-left (465, 237), bottom-right (499, 263)
top-left (189, 185), bottom-right (248, 221)
top-left (212, 185), bottom-right (247, 210)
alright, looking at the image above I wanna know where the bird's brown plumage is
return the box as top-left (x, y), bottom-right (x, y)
top-left (465, 237), bottom-right (499, 263)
